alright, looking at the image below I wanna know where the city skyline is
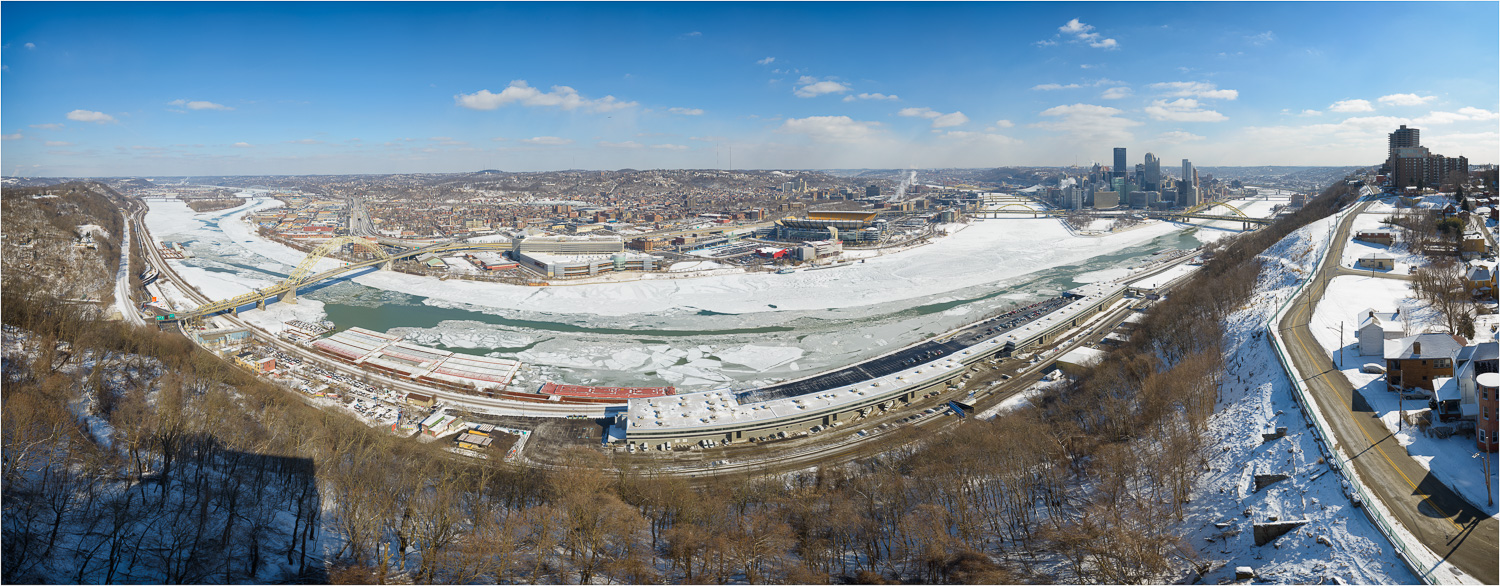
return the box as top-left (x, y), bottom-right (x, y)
top-left (2, 1), bottom-right (1497, 176)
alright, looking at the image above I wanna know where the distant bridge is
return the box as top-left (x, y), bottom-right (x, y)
top-left (163, 237), bottom-right (511, 322)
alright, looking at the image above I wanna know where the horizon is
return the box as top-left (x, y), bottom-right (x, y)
top-left (2, 1), bottom-right (1497, 176)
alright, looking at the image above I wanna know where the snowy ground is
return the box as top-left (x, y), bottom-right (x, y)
top-left (1339, 202), bottom-right (1426, 274)
top-left (1308, 274), bottom-right (1499, 518)
top-left (1175, 213), bottom-right (1422, 584)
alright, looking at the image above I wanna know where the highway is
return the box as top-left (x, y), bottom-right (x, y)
top-left (112, 203), bottom-right (148, 327)
top-left (1278, 198), bottom-right (1497, 584)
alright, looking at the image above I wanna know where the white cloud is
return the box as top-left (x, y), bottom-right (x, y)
top-left (1297, 109), bottom-right (1322, 117)
top-left (29, 123), bottom-right (63, 129)
top-left (66, 110), bottom-right (115, 124)
top-left (689, 135), bottom-right (727, 142)
top-left (992, 119), bottom-right (1015, 128)
top-left (233, 142), bottom-right (253, 148)
top-left (24, 42), bottom-right (35, 50)
top-left (1056, 18), bottom-right (1119, 49)
top-left (938, 130), bottom-right (1020, 146)
top-left (843, 92), bottom-right (899, 102)
top-left (455, 80), bottom-right (637, 113)
top-left (1413, 111), bottom-right (1472, 125)
top-left (1156, 131), bottom-right (1205, 144)
top-left (522, 136), bottom-right (573, 146)
top-left (1329, 99), bottom-right (1374, 113)
top-left (898, 107), bottom-right (968, 128)
top-left (680, 31), bottom-right (702, 38)
top-left (1246, 31), bottom-right (1276, 45)
top-left (1, 133), bottom-right (22, 141)
top-left (1100, 86), bottom-right (1133, 100)
top-left (651, 143), bottom-right (689, 150)
top-left (667, 107), bottom-right (704, 116)
top-left (1032, 78), bottom-right (1123, 91)
top-left (1144, 98), bottom-right (1227, 122)
top-left (168, 99), bottom-right (233, 111)
top-left (756, 57), bottom-right (775, 65)
top-left (1377, 93), bottom-right (1437, 107)
top-left (1456, 107), bottom-right (1499, 120)
top-left (43, 140), bottom-right (72, 147)
top-left (793, 76), bottom-right (851, 98)
top-left (1149, 81), bottom-right (1238, 100)
top-left (599, 140), bottom-right (644, 149)
top-left (1034, 103), bottom-right (1141, 144)
top-left (931, 112), bottom-right (969, 128)
top-left (285, 138), bottom-right (323, 145)
top-left (778, 116), bottom-right (882, 143)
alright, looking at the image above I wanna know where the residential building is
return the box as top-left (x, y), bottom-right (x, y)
top-left (1357, 252), bottom-right (1395, 270)
top-left (1358, 308), bottom-right (1404, 356)
top-left (1385, 333), bottom-right (1465, 391)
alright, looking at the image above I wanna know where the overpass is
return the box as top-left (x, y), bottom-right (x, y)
top-left (162, 236), bottom-right (512, 322)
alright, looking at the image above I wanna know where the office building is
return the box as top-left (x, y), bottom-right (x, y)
top-left (865, 184), bottom-right (880, 199)
top-left (1113, 148), bottom-right (1128, 180)
top-left (1179, 159), bottom-right (1199, 208)
top-left (1144, 152), bottom-right (1161, 192)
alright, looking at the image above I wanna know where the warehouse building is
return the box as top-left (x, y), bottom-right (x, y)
top-left (510, 233), bottom-right (660, 277)
top-left (614, 282), bottom-right (1128, 445)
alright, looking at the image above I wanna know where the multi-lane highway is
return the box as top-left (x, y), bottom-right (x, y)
top-left (1278, 198), bottom-right (1497, 584)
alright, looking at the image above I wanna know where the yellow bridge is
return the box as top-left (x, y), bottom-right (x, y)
top-left (163, 236), bottom-right (511, 322)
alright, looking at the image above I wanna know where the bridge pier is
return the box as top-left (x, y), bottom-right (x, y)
top-left (256, 298), bottom-right (266, 311)
top-left (381, 259), bottom-right (393, 271)
top-left (281, 287), bottom-right (297, 304)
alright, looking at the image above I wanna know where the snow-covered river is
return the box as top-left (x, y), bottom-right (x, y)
top-left (145, 194), bottom-right (1226, 392)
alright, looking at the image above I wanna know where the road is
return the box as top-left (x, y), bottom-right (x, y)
top-left (113, 204), bottom-right (148, 327)
top-left (1279, 198), bottom-right (1498, 584)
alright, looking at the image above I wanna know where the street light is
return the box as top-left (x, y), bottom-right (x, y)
top-left (1475, 451), bottom-right (1494, 508)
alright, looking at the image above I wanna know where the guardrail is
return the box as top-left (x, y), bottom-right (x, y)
top-left (1262, 194), bottom-right (1438, 584)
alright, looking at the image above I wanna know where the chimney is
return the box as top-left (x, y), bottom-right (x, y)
top-left (1412, 341), bottom-right (1421, 355)
top-left (1369, 311), bottom-right (1375, 318)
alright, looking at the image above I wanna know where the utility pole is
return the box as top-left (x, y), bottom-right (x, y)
top-left (1339, 321), bottom-right (1344, 368)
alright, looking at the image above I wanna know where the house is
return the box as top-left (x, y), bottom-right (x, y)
top-left (405, 392), bottom-right (436, 409)
top-left (1460, 231), bottom-right (1490, 258)
top-left (1358, 308), bottom-right (1404, 356)
top-left (1354, 227), bottom-right (1395, 246)
top-left (1454, 341), bottom-right (1499, 449)
top-left (1464, 262), bottom-right (1496, 297)
top-left (1385, 333), bottom-right (1466, 392)
top-left (1357, 252), bottom-right (1395, 270)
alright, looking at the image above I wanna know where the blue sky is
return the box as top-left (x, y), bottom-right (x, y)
top-left (3, 2), bottom-right (1496, 176)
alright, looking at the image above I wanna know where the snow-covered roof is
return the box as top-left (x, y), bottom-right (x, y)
top-left (626, 349), bottom-right (978, 432)
top-left (1433, 377), bottom-right (1460, 402)
top-left (1057, 346), bottom-right (1107, 367)
top-left (1383, 333), bottom-right (1465, 361)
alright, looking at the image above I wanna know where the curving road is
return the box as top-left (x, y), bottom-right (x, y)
top-left (1279, 199), bottom-right (1497, 583)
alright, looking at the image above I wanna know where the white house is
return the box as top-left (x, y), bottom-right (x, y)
top-left (1358, 308), bottom-right (1404, 356)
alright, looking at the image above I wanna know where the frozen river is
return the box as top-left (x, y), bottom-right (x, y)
top-left (143, 194), bottom-right (1259, 393)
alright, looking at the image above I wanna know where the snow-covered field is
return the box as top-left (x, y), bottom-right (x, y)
top-left (1309, 274), bottom-right (1499, 518)
top-left (1175, 214), bottom-right (1422, 584)
top-left (1339, 202), bottom-right (1426, 274)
